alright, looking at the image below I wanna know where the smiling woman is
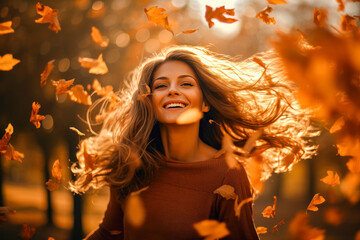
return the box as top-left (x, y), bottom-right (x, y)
top-left (70, 45), bottom-right (316, 240)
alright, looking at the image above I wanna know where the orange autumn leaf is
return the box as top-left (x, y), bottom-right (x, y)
top-left (307, 193), bottom-right (326, 212)
top-left (313, 8), bottom-right (328, 27)
top-left (46, 160), bottom-right (62, 191)
top-left (144, 6), bottom-right (173, 34)
top-left (262, 196), bottom-right (277, 218)
top-left (341, 15), bottom-right (359, 32)
top-left (340, 172), bottom-right (360, 204)
top-left (20, 223), bottom-right (35, 240)
top-left (267, 0), bottom-right (287, 4)
top-left (336, 0), bottom-right (345, 12)
top-left (0, 54), bottom-right (20, 71)
top-left (1, 144), bottom-right (24, 163)
top-left (256, 227), bottom-right (268, 234)
top-left (234, 196), bottom-right (253, 219)
top-left (346, 158), bottom-right (360, 173)
top-left (35, 2), bottom-right (61, 33)
top-left (68, 85), bottom-right (92, 105)
top-left (320, 170), bottom-right (340, 187)
top-left (182, 29), bottom-right (199, 34)
top-left (252, 57), bottom-right (267, 69)
top-left (176, 108), bottom-right (203, 125)
top-left (270, 219), bottom-right (285, 233)
top-left (213, 185), bottom-right (237, 200)
top-left (205, 5), bottom-right (238, 28)
top-left (48, 237), bottom-right (55, 240)
top-left (193, 219), bottom-right (230, 240)
top-left (329, 117), bottom-right (345, 134)
top-left (256, 6), bottom-right (276, 24)
top-left (0, 123), bottom-right (13, 151)
top-left (78, 54), bottom-right (108, 75)
top-left (69, 127), bottom-right (85, 136)
top-left (92, 79), bottom-right (114, 97)
top-left (40, 59), bottom-right (55, 87)
top-left (51, 79), bottom-right (75, 95)
top-left (288, 212), bottom-right (325, 240)
top-left (30, 102), bottom-right (45, 128)
top-left (125, 194), bottom-right (146, 227)
top-left (0, 21), bottom-right (14, 35)
top-left (91, 26), bottom-right (109, 47)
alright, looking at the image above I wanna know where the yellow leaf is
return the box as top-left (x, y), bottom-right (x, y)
top-left (205, 5), bottom-right (238, 28)
top-left (320, 170), bottom-right (340, 187)
top-left (256, 6), bottom-right (276, 24)
top-left (30, 102), bottom-right (45, 128)
top-left (91, 26), bottom-right (109, 47)
top-left (51, 79), bottom-right (75, 95)
top-left (0, 54), bottom-right (20, 71)
top-left (307, 193), bottom-right (325, 212)
top-left (256, 226), bottom-right (267, 234)
top-left (68, 85), bottom-right (92, 105)
top-left (0, 21), bottom-right (14, 35)
top-left (213, 185), bottom-right (237, 200)
top-left (144, 6), bottom-right (173, 34)
top-left (78, 54), bottom-right (108, 75)
top-left (40, 59), bottom-right (55, 87)
top-left (262, 196), bottom-right (277, 218)
top-left (193, 219), bottom-right (230, 240)
top-left (35, 2), bottom-right (61, 33)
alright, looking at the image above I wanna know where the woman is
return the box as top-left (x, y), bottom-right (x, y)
top-left (71, 45), bottom-right (316, 239)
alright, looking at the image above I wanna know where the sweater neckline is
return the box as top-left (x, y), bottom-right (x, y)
top-left (159, 150), bottom-right (225, 166)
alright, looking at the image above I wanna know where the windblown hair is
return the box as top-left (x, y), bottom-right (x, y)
top-left (70, 45), bottom-right (317, 199)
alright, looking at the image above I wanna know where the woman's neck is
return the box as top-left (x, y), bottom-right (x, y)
top-left (159, 123), bottom-right (217, 162)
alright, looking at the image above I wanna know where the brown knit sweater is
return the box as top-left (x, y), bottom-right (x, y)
top-left (85, 154), bottom-right (259, 240)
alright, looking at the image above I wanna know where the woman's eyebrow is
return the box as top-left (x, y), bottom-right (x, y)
top-left (178, 74), bottom-right (196, 80)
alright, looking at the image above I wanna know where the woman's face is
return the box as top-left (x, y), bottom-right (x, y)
top-left (151, 60), bottom-right (209, 125)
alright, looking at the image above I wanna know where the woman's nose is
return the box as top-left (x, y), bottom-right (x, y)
top-left (167, 85), bottom-right (180, 96)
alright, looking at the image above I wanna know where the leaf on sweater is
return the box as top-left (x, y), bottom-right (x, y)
top-left (20, 223), bottom-right (35, 240)
top-left (79, 54), bottom-right (108, 75)
top-left (35, 2), bottom-right (61, 33)
top-left (270, 219), bottom-right (285, 233)
top-left (193, 219), bottom-right (230, 240)
top-left (307, 193), bottom-right (325, 212)
top-left (213, 185), bottom-right (237, 200)
top-left (68, 85), bottom-right (92, 105)
top-left (52, 79), bottom-right (75, 95)
top-left (92, 79), bottom-right (114, 97)
top-left (91, 26), bottom-right (109, 47)
top-left (234, 196), bottom-right (253, 219)
top-left (256, 6), bottom-right (276, 24)
top-left (144, 6), bottom-right (173, 34)
top-left (256, 226), bottom-right (268, 234)
top-left (30, 102), bottom-right (45, 128)
top-left (125, 195), bottom-right (146, 227)
top-left (313, 8), bottom-right (328, 27)
top-left (267, 0), bottom-right (287, 4)
top-left (205, 5), bottom-right (238, 28)
top-left (262, 195), bottom-right (277, 218)
top-left (0, 21), bottom-right (14, 35)
top-left (40, 59), bottom-right (55, 87)
top-left (0, 54), bottom-right (20, 71)
top-left (46, 160), bottom-right (62, 191)
top-left (176, 108), bottom-right (203, 125)
top-left (287, 212), bottom-right (325, 239)
top-left (0, 123), bottom-right (13, 151)
top-left (320, 170), bottom-right (340, 186)
top-left (1, 144), bottom-right (24, 163)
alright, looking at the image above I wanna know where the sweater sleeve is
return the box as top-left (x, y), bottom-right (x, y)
top-left (216, 166), bottom-right (259, 240)
top-left (84, 187), bottom-right (124, 240)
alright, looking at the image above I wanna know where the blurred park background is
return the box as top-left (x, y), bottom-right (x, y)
top-left (0, 0), bottom-right (359, 239)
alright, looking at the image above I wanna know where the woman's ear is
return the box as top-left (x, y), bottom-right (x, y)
top-left (202, 101), bottom-right (210, 113)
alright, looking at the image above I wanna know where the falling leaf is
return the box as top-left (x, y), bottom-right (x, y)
top-left (340, 172), bottom-right (360, 204)
top-left (307, 193), bottom-right (326, 212)
top-left (336, 0), bottom-right (345, 12)
top-left (320, 170), bottom-right (340, 187)
top-left (0, 21), bottom-right (14, 35)
top-left (92, 79), bottom-right (113, 97)
top-left (35, 2), bottom-right (61, 33)
top-left (256, 6), bottom-right (276, 24)
top-left (270, 219), bottom-right (285, 233)
top-left (193, 219), bottom-right (230, 240)
top-left (182, 29), bottom-right (199, 34)
top-left (256, 227), bottom-right (268, 234)
top-left (69, 127), bottom-right (85, 136)
top-left (288, 212), bottom-right (325, 240)
top-left (313, 8), bottom-right (328, 27)
top-left (205, 5), bottom-right (238, 28)
top-left (346, 158), bottom-right (360, 173)
top-left (78, 54), bottom-right (108, 75)
top-left (125, 194), bottom-right (146, 227)
top-left (144, 6), bottom-right (173, 34)
top-left (234, 196), bottom-right (253, 219)
top-left (213, 185), bottom-right (237, 200)
top-left (252, 57), bottom-right (267, 69)
top-left (176, 108), bottom-right (203, 125)
top-left (329, 117), bottom-right (345, 133)
top-left (46, 160), bottom-right (62, 191)
top-left (267, 0), bottom-right (287, 4)
top-left (30, 102), bottom-right (45, 128)
top-left (40, 60), bottom-right (55, 87)
top-left (91, 26), bottom-right (109, 47)
top-left (51, 79), bottom-right (75, 95)
top-left (0, 123), bottom-right (13, 151)
top-left (1, 144), bottom-right (24, 163)
top-left (262, 196), bottom-right (277, 218)
top-left (20, 223), bottom-right (35, 240)
top-left (68, 85), bottom-right (92, 105)
top-left (340, 15), bottom-right (359, 32)
top-left (0, 54), bottom-right (20, 71)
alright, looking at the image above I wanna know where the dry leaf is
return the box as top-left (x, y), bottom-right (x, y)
top-left (176, 108), bottom-right (203, 125)
top-left (307, 193), bottom-right (326, 212)
top-left (30, 102), bottom-right (45, 128)
top-left (336, 0), bottom-right (345, 12)
top-left (0, 54), bottom-right (20, 71)
top-left (256, 227), bottom-right (268, 234)
top-left (256, 6), bottom-right (276, 24)
top-left (69, 127), bottom-right (85, 136)
top-left (40, 60), bottom-right (55, 87)
top-left (51, 79), bottom-right (75, 95)
top-left (68, 85), bottom-right (92, 105)
top-left (125, 195), bottom-right (146, 227)
top-left (346, 158), bottom-right (360, 173)
top-left (46, 160), bottom-right (62, 191)
top-left (78, 54), bottom-right (108, 75)
top-left (262, 196), bottom-right (277, 218)
top-left (234, 196), bottom-right (253, 219)
top-left (313, 8), bottom-right (328, 27)
top-left (144, 6), bottom-right (173, 34)
top-left (213, 185), bottom-right (237, 200)
top-left (91, 26), bottom-right (109, 47)
top-left (35, 2), bottom-right (61, 33)
top-left (182, 29), bottom-right (199, 34)
top-left (341, 15), bottom-right (359, 32)
top-left (205, 5), bottom-right (238, 28)
top-left (270, 219), bottom-right (285, 233)
top-left (92, 79), bottom-right (113, 97)
top-left (320, 170), bottom-right (340, 187)
top-left (267, 0), bottom-right (287, 4)
top-left (329, 117), bottom-right (345, 133)
top-left (193, 219), bottom-right (230, 240)
top-left (288, 212), bottom-right (325, 240)
top-left (20, 223), bottom-right (36, 240)
top-left (0, 21), bottom-right (14, 35)
top-left (340, 172), bottom-right (360, 204)
top-left (0, 123), bottom-right (13, 151)
top-left (1, 144), bottom-right (24, 163)
top-left (252, 57), bottom-right (267, 69)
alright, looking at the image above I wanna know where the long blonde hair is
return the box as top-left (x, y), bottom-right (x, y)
top-left (70, 45), bottom-right (317, 199)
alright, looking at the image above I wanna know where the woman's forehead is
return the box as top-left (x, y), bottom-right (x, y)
top-left (153, 60), bottom-right (196, 79)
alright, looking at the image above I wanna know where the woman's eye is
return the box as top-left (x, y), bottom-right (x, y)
top-left (154, 84), bottom-right (166, 89)
top-left (181, 82), bottom-right (193, 86)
